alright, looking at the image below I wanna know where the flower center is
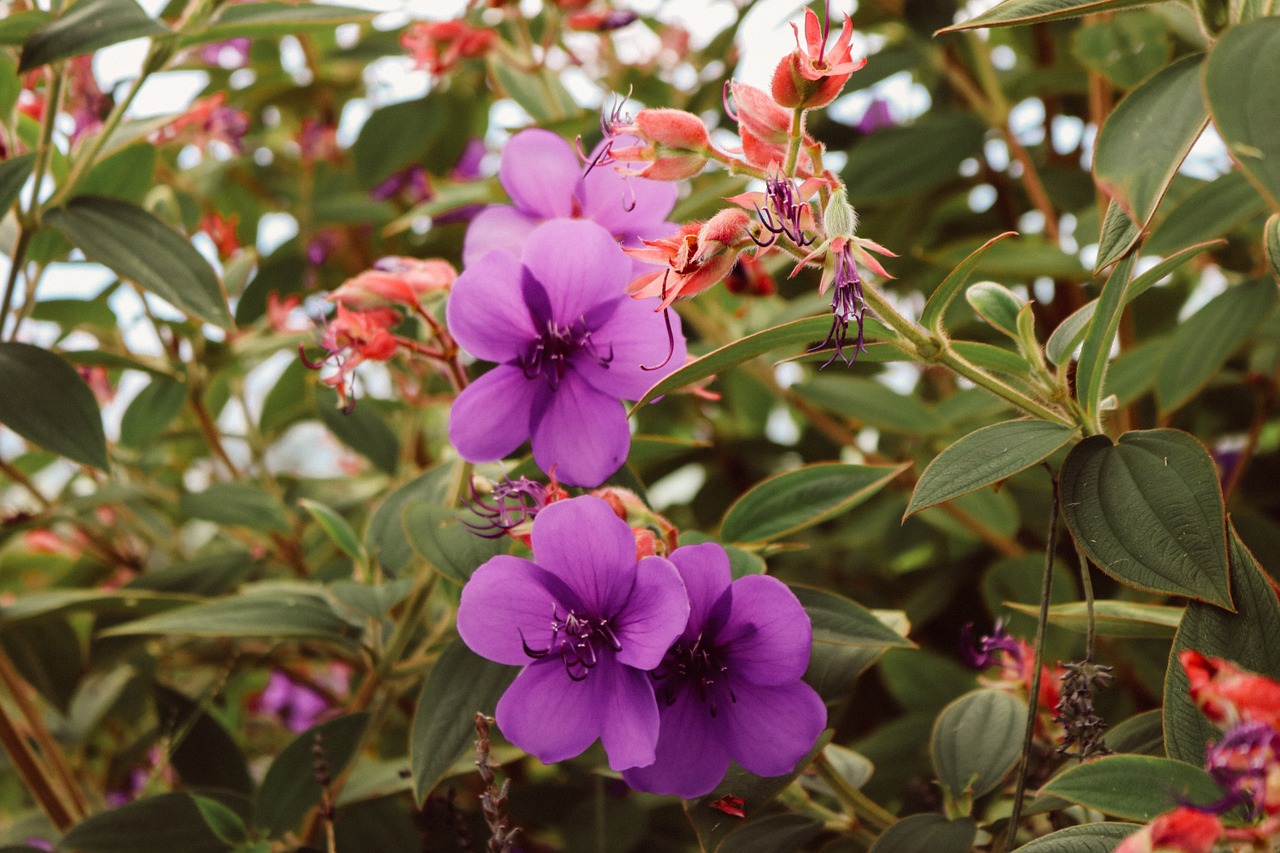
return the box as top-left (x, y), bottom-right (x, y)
top-left (653, 634), bottom-right (736, 717)
top-left (518, 318), bottom-right (613, 389)
top-left (522, 606), bottom-right (622, 681)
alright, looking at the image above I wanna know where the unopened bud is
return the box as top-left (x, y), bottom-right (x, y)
top-left (822, 187), bottom-right (858, 239)
top-left (635, 108), bottom-right (711, 151)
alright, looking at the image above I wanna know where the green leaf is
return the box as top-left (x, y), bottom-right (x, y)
top-left (1205, 18), bottom-right (1280, 210)
top-left (792, 375), bottom-right (941, 433)
top-left (952, 341), bottom-right (1034, 377)
top-left (718, 814), bottom-right (825, 853)
top-left (55, 793), bottom-right (232, 853)
top-left (1266, 214), bottom-right (1280, 282)
top-left (403, 503), bottom-right (508, 585)
top-left (720, 462), bottom-right (908, 544)
top-left (0, 152), bottom-right (35, 215)
top-left (1094, 54), bottom-right (1208, 229)
top-left (907, 420), bottom-right (1076, 516)
top-left (866, 814), bottom-right (978, 853)
top-left (1156, 278), bottom-right (1277, 413)
top-left (0, 10), bottom-right (51, 46)
top-left (921, 231), bottom-right (1018, 333)
top-left (366, 464), bottom-right (462, 573)
top-left (1059, 429), bottom-right (1232, 607)
top-left (966, 282), bottom-right (1026, 338)
top-left (841, 113), bottom-right (987, 202)
top-left (255, 713), bottom-right (370, 838)
top-left (0, 589), bottom-right (197, 624)
top-left (1071, 11), bottom-right (1171, 88)
top-left (100, 585), bottom-right (358, 644)
top-left (181, 2), bottom-right (375, 45)
top-left (1012, 823), bottom-right (1142, 853)
top-left (410, 637), bottom-right (517, 802)
top-left (190, 796), bottom-right (247, 847)
top-left (1147, 171), bottom-right (1271, 256)
top-left (155, 685), bottom-right (253, 796)
top-left (931, 689), bottom-right (1025, 802)
top-left (298, 499), bottom-right (366, 562)
top-left (19, 0), bottom-right (168, 72)
top-left (2, 617), bottom-right (83, 712)
top-left (1108, 709), bottom-right (1166, 756)
top-left (44, 196), bottom-right (232, 328)
top-left (1165, 524), bottom-right (1280, 763)
top-left (1076, 252), bottom-right (1137, 415)
top-left (0, 342), bottom-right (108, 469)
top-left (180, 482), bottom-right (291, 533)
top-left (790, 585), bottom-right (915, 650)
top-left (488, 60), bottom-right (581, 125)
top-left (939, 0), bottom-right (1153, 30)
top-left (1039, 755), bottom-right (1225, 821)
top-left (78, 143), bottom-right (157, 203)
top-left (330, 578), bottom-right (413, 620)
top-left (315, 389), bottom-right (400, 475)
top-left (119, 376), bottom-right (187, 448)
top-left (1094, 200), bottom-right (1142, 273)
top-left (1005, 600), bottom-right (1184, 638)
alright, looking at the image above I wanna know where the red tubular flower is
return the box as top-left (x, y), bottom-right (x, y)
top-left (401, 20), bottom-right (495, 75)
top-left (327, 258), bottom-right (458, 310)
top-left (1113, 808), bottom-right (1223, 853)
top-left (602, 108), bottom-right (712, 182)
top-left (625, 210), bottom-right (750, 309)
top-left (771, 7), bottom-right (866, 109)
top-left (1181, 650), bottom-right (1280, 730)
top-left (303, 306), bottom-right (401, 410)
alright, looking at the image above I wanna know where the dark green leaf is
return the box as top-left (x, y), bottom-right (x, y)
top-left (189, 796), bottom-right (246, 847)
top-left (181, 2), bottom-right (375, 45)
top-left (1076, 253), bottom-right (1137, 415)
top-left (365, 465), bottom-right (462, 573)
top-left (78, 143), bottom-right (157, 203)
top-left (1266, 214), bottom-right (1280, 282)
top-left (1040, 755), bottom-right (1225, 820)
top-left (792, 375), bottom-right (941, 433)
top-left (19, 0), bottom-right (168, 72)
top-left (1072, 11), bottom-right (1171, 88)
top-left (718, 814), bottom-right (824, 853)
top-left (155, 685), bottom-right (253, 795)
top-left (119, 376), bottom-right (187, 448)
top-left (180, 482), bottom-right (291, 533)
top-left (44, 196), bottom-right (232, 328)
top-left (1204, 18), bottom-right (1280, 210)
top-left (1, 617), bottom-right (82, 712)
top-left (1165, 524), bottom-right (1280, 763)
top-left (0, 342), bottom-right (108, 469)
top-left (56, 793), bottom-right (231, 853)
top-left (1107, 710), bottom-right (1166, 756)
top-left (1012, 822), bottom-right (1142, 853)
top-left (720, 462), bottom-right (908, 544)
top-left (298, 499), bottom-right (366, 562)
top-left (126, 549), bottom-right (254, 597)
top-left (866, 814), bottom-right (978, 853)
top-left (1006, 600), bottom-right (1183, 638)
top-left (315, 390), bottom-right (400, 475)
top-left (0, 10), bottom-right (51, 45)
top-left (907, 420), bottom-right (1076, 515)
top-left (790, 585), bottom-right (914, 649)
top-left (0, 152), bottom-right (35, 215)
top-left (1059, 429), bottom-right (1231, 607)
top-left (931, 689), bottom-right (1025, 801)
top-left (939, 0), bottom-right (1153, 30)
top-left (841, 113), bottom-right (987, 202)
top-left (410, 637), bottom-right (517, 801)
top-left (1094, 54), bottom-right (1208, 229)
top-left (255, 713), bottom-right (370, 838)
top-left (403, 503), bottom-right (508, 584)
top-left (1094, 200), bottom-right (1141, 273)
top-left (0, 589), bottom-right (197, 624)
top-left (922, 231), bottom-right (1018, 333)
top-left (1147, 171), bottom-right (1271, 256)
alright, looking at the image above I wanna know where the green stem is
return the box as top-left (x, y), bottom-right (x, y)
top-left (0, 226), bottom-right (33, 338)
top-left (783, 107), bottom-right (806, 177)
top-left (813, 751), bottom-right (897, 832)
top-left (47, 67), bottom-right (148, 209)
top-left (705, 147), bottom-right (772, 181)
top-left (1004, 472), bottom-right (1059, 853)
top-left (25, 66), bottom-right (67, 222)
top-left (1077, 542), bottom-right (1097, 661)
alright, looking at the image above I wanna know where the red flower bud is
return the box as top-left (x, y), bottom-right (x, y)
top-left (635, 108), bottom-right (711, 151)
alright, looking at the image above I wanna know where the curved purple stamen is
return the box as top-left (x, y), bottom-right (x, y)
top-left (810, 249), bottom-right (867, 368)
top-left (523, 605), bottom-right (625, 681)
top-left (461, 476), bottom-right (552, 538)
top-left (519, 317), bottom-right (614, 389)
top-left (652, 633), bottom-right (736, 718)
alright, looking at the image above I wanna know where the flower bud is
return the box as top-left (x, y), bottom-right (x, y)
top-left (635, 108), bottom-right (711, 152)
top-left (822, 186), bottom-right (859, 239)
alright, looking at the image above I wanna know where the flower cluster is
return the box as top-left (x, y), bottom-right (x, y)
top-left (456, 496), bottom-right (825, 798)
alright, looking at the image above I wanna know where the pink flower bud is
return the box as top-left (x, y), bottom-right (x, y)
top-left (727, 81), bottom-right (791, 144)
top-left (635, 108), bottom-right (711, 151)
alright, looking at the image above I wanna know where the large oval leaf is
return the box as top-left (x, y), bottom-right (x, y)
top-left (44, 196), bottom-right (232, 328)
top-left (1205, 18), bottom-right (1280, 210)
top-left (1094, 54), bottom-right (1208, 230)
top-left (718, 814), bottom-right (824, 853)
top-left (907, 420), bottom-right (1076, 516)
top-left (180, 482), bottom-right (291, 533)
top-left (180, 2), bottom-right (375, 46)
top-left (0, 151), bottom-right (35, 214)
top-left (720, 462), bottom-right (908, 544)
top-left (939, 0), bottom-right (1153, 31)
top-left (1059, 429), bottom-right (1231, 608)
top-left (930, 689), bottom-right (1025, 802)
top-left (19, 0), bottom-right (167, 72)
top-left (867, 814), bottom-right (977, 853)
top-left (1039, 755), bottom-right (1225, 820)
top-left (921, 232), bottom-right (1018, 334)
top-left (0, 342), bottom-right (108, 469)
top-left (1164, 524), bottom-right (1280, 763)
top-left (1013, 822), bottom-right (1142, 853)
top-left (56, 793), bottom-right (231, 853)
top-left (403, 503), bottom-right (509, 585)
top-left (255, 713), bottom-right (370, 838)
top-left (1005, 600), bottom-right (1184, 638)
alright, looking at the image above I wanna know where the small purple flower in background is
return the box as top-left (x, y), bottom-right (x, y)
top-left (370, 164), bottom-right (432, 204)
top-left (447, 219), bottom-right (687, 487)
top-left (622, 543), bottom-right (826, 799)
top-left (456, 496), bottom-right (690, 771)
top-left (462, 128), bottom-right (677, 277)
top-left (255, 666), bottom-right (349, 733)
top-left (856, 98), bottom-right (895, 135)
top-left (1200, 720), bottom-right (1280, 818)
top-left (198, 37), bottom-right (251, 69)
top-left (959, 620), bottom-right (1024, 670)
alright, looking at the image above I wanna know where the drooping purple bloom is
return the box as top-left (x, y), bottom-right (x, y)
top-left (959, 620), bottom-right (1024, 670)
top-left (462, 128), bottom-right (677, 277)
top-left (1197, 720), bottom-right (1280, 818)
top-left (813, 243), bottom-right (868, 368)
top-left (255, 667), bottom-right (349, 733)
top-left (447, 219), bottom-right (687, 487)
top-left (456, 496), bottom-right (690, 770)
top-left (622, 543), bottom-right (826, 798)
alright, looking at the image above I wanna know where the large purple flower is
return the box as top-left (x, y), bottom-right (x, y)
top-left (456, 496), bottom-right (690, 770)
top-left (622, 543), bottom-right (827, 798)
top-left (447, 218), bottom-right (686, 487)
top-left (462, 128), bottom-right (677, 276)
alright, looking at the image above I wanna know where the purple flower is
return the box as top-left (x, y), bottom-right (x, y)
top-left (256, 668), bottom-right (347, 733)
top-left (447, 219), bottom-right (687, 487)
top-left (1199, 720), bottom-right (1280, 818)
top-left (199, 37), bottom-right (251, 68)
top-left (462, 128), bottom-right (677, 277)
top-left (959, 620), bottom-right (1024, 670)
top-left (622, 543), bottom-right (826, 798)
top-left (456, 496), bottom-right (690, 770)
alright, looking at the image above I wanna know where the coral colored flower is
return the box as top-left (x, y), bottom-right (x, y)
top-left (1181, 650), bottom-right (1280, 731)
top-left (154, 92), bottom-right (249, 153)
top-left (447, 220), bottom-right (686, 486)
top-left (622, 542), bottom-right (825, 798)
top-left (456, 496), bottom-right (690, 770)
top-left (328, 257), bottom-right (458, 310)
top-left (772, 5), bottom-right (866, 110)
top-left (599, 108), bottom-right (713, 181)
top-left (266, 293), bottom-right (305, 334)
top-left (567, 9), bottom-right (640, 30)
top-left (401, 19), bottom-right (495, 75)
top-left (625, 209), bottom-right (751, 310)
top-left (1113, 808), bottom-right (1223, 853)
top-left (303, 305), bottom-right (401, 410)
top-left (66, 56), bottom-right (112, 145)
top-left (462, 128), bottom-right (677, 277)
top-left (200, 211), bottom-right (241, 258)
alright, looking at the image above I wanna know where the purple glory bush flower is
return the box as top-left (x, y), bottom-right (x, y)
top-left (457, 495), bottom-right (690, 770)
top-left (622, 543), bottom-right (827, 798)
top-left (447, 218), bottom-right (687, 487)
top-left (462, 128), bottom-right (677, 277)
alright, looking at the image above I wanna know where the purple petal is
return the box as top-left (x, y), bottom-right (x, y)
top-left (446, 249), bottom-right (535, 363)
top-left (529, 371), bottom-right (630, 487)
top-left (596, 656), bottom-right (663, 770)
top-left (449, 364), bottom-right (539, 464)
top-left (520, 220), bottom-right (631, 325)
top-left (499, 129), bottom-right (581, 219)
top-left (724, 679), bottom-right (827, 778)
top-left (579, 157), bottom-right (677, 237)
top-left (575, 291), bottom-right (688, 400)
top-left (613, 556), bottom-right (689, 670)
top-left (457, 556), bottom-right (562, 666)
top-left (462, 206), bottom-right (540, 269)
top-left (530, 496), bottom-right (638, 615)
top-left (668, 543), bottom-right (732, 642)
top-left (623, 685), bottom-right (729, 798)
top-left (496, 658), bottom-right (602, 764)
top-left (720, 575), bottom-right (813, 685)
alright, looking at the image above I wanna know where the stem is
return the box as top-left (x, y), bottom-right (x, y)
top-left (813, 750), bottom-right (897, 832)
top-left (1004, 471), bottom-right (1059, 853)
top-left (0, 227), bottom-right (33, 338)
top-left (783, 107), bottom-right (806, 177)
top-left (0, 700), bottom-right (77, 831)
top-left (1076, 541), bottom-right (1097, 661)
top-left (0, 655), bottom-right (88, 823)
top-left (705, 146), bottom-right (772, 181)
